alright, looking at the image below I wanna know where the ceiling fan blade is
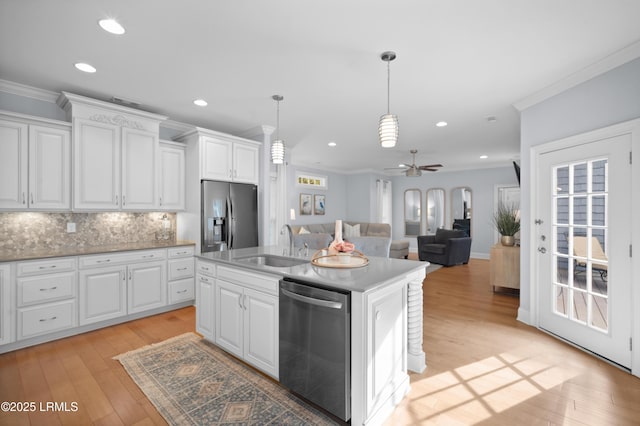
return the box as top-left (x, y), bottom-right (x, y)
top-left (421, 168), bottom-right (440, 172)
top-left (418, 164), bottom-right (443, 170)
top-left (384, 167), bottom-right (408, 170)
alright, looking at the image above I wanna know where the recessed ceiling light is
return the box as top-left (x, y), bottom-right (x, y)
top-left (74, 62), bottom-right (96, 73)
top-left (98, 18), bottom-right (125, 35)
top-left (480, 155), bottom-right (488, 159)
top-left (328, 141), bottom-right (337, 147)
top-left (436, 121), bottom-right (448, 127)
top-left (193, 99), bottom-right (208, 107)
top-left (486, 116), bottom-right (497, 123)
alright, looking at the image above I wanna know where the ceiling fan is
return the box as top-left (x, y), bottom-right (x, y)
top-left (386, 149), bottom-right (443, 177)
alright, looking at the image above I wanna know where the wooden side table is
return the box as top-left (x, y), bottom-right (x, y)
top-left (490, 244), bottom-right (520, 292)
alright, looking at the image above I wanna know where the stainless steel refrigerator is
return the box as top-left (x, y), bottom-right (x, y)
top-left (201, 180), bottom-right (258, 252)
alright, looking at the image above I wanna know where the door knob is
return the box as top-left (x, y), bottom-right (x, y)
top-left (538, 247), bottom-right (547, 254)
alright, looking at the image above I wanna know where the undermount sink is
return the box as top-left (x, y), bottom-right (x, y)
top-left (235, 254), bottom-right (309, 268)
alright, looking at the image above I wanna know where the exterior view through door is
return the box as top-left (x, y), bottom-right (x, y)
top-left (536, 133), bottom-right (632, 369)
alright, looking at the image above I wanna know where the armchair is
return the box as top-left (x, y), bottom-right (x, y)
top-left (417, 229), bottom-right (472, 266)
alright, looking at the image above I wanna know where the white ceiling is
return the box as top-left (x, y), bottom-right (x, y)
top-left (2, 0), bottom-right (640, 174)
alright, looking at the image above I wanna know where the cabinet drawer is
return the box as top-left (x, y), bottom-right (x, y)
top-left (79, 249), bottom-right (166, 268)
top-left (17, 257), bottom-right (76, 276)
top-left (169, 258), bottom-right (194, 280)
top-left (196, 260), bottom-right (215, 277)
top-left (168, 246), bottom-right (195, 258)
top-left (18, 300), bottom-right (76, 340)
top-left (217, 265), bottom-right (280, 296)
top-left (169, 278), bottom-right (195, 304)
top-left (17, 272), bottom-right (76, 307)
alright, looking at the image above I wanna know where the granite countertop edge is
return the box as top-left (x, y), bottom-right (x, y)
top-left (0, 240), bottom-right (196, 263)
top-left (196, 246), bottom-right (428, 293)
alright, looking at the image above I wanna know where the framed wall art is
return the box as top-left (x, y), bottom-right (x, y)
top-left (314, 195), bottom-right (325, 215)
top-left (300, 193), bottom-right (312, 215)
top-left (296, 172), bottom-right (328, 190)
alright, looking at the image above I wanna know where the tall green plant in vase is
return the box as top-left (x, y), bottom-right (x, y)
top-left (492, 202), bottom-right (520, 246)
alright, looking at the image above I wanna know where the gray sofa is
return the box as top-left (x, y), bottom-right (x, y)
top-left (291, 222), bottom-right (395, 257)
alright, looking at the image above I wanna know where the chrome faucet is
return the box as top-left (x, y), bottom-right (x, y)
top-left (280, 224), bottom-right (293, 256)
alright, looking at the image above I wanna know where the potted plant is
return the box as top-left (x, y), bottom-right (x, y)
top-left (492, 202), bottom-right (520, 246)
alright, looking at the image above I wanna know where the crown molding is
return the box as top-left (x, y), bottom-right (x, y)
top-left (514, 39), bottom-right (640, 111)
top-left (161, 119), bottom-right (194, 134)
top-left (0, 79), bottom-right (59, 103)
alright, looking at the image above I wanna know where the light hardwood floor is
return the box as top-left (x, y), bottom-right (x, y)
top-left (1, 259), bottom-right (638, 425)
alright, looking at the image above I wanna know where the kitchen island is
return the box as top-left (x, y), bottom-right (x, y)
top-left (196, 246), bottom-right (427, 426)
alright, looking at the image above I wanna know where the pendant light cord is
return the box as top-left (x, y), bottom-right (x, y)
top-left (387, 60), bottom-right (391, 114)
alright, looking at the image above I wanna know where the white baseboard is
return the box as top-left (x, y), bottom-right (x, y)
top-left (471, 252), bottom-right (489, 260)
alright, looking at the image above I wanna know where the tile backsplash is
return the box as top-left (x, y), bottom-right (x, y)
top-left (0, 212), bottom-right (176, 252)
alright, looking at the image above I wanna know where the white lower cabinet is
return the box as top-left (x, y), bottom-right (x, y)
top-left (78, 249), bottom-right (168, 325)
top-left (0, 264), bottom-right (12, 345)
top-left (79, 266), bottom-right (127, 325)
top-left (15, 257), bottom-right (77, 340)
top-left (196, 271), bottom-right (215, 341)
top-left (128, 260), bottom-right (166, 314)
top-left (214, 266), bottom-right (279, 378)
top-left (168, 247), bottom-right (195, 304)
top-left (18, 300), bottom-right (76, 340)
top-left (242, 287), bottom-right (278, 375)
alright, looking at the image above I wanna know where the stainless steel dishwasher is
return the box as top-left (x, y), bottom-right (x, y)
top-left (279, 278), bottom-right (351, 421)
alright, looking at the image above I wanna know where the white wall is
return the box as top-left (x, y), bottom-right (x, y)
top-left (518, 57), bottom-right (640, 322)
top-left (391, 167), bottom-right (518, 257)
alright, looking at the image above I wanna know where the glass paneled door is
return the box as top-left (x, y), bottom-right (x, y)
top-left (536, 134), bottom-right (632, 368)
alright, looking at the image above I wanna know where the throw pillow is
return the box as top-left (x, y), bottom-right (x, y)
top-left (298, 226), bottom-right (311, 234)
top-left (344, 223), bottom-right (360, 238)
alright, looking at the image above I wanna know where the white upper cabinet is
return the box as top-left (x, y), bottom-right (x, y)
top-left (0, 114), bottom-right (71, 211)
top-left (121, 127), bottom-right (158, 210)
top-left (177, 128), bottom-right (260, 185)
top-left (159, 141), bottom-right (186, 211)
top-left (58, 92), bottom-right (167, 211)
top-left (233, 141), bottom-right (259, 184)
top-left (201, 136), bottom-right (233, 181)
top-left (29, 125), bottom-right (71, 209)
top-left (73, 118), bottom-right (120, 210)
top-left (0, 119), bottom-right (28, 209)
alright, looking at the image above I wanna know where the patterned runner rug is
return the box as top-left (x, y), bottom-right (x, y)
top-left (115, 333), bottom-right (339, 425)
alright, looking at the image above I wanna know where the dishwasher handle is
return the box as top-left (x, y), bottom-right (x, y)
top-left (281, 288), bottom-right (343, 310)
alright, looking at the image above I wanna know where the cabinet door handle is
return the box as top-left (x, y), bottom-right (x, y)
top-left (96, 259), bottom-right (111, 263)
top-left (122, 195), bottom-right (126, 206)
top-left (128, 271), bottom-right (132, 280)
top-left (39, 316), bottom-right (57, 322)
top-left (39, 286), bottom-right (58, 292)
top-left (39, 265), bottom-right (57, 269)
top-left (142, 254), bottom-right (154, 258)
top-left (176, 251), bottom-right (188, 255)
top-left (177, 267), bottom-right (188, 271)
top-left (30, 192), bottom-right (34, 204)
top-left (159, 196), bottom-right (163, 206)
top-left (177, 289), bottom-right (188, 294)
top-left (115, 195), bottom-right (119, 205)
top-left (22, 192), bottom-right (26, 204)
top-left (122, 271), bottom-right (125, 282)
top-left (229, 169), bottom-right (233, 178)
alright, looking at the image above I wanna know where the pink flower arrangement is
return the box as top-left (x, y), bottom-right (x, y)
top-left (332, 241), bottom-right (354, 253)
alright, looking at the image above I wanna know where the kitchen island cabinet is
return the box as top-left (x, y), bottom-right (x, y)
top-left (196, 247), bottom-right (426, 426)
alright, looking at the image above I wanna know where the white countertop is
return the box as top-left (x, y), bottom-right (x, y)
top-left (196, 246), bottom-right (428, 293)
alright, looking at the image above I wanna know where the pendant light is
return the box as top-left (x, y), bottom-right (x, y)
top-left (379, 51), bottom-right (398, 148)
top-left (271, 95), bottom-right (285, 164)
